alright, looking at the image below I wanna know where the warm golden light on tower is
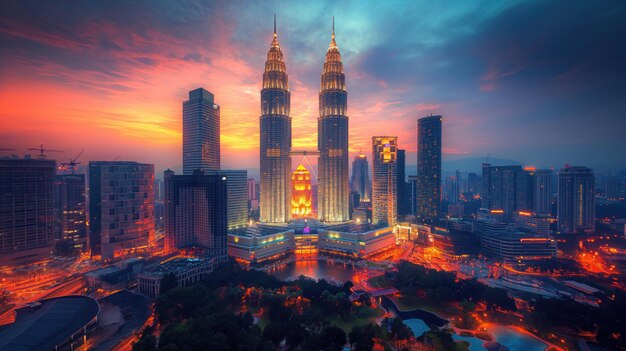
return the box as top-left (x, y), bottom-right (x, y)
top-left (291, 164), bottom-right (312, 218)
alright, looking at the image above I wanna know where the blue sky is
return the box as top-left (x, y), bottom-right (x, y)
top-left (1, 0), bottom-right (625, 174)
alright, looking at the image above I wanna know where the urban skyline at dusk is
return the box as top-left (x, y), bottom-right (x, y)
top-left (2, 1), bottom-right (625, 176)
top-left (2, 2), bottom-right (626, 351)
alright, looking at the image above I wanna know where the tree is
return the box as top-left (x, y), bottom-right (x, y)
top-left (132, 335), bottom-right (156, 351)
top-left (389, 318), bottom-right (412, 349)
top-left (420, 330), bottom-right (456, 351)
top-left (262, 322), bottom-right (284, 345)
top-left (349, 324), bottom-right (377, 351)
top-left (318, 326), bottom-right (347, 351)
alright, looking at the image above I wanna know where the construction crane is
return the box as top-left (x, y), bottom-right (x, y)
top-left (27, 144), bottom-right (64, 159)
top-left (60, 149), bottom-right (84, 174)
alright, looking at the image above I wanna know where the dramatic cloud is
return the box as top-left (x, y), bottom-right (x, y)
top-left (1, 0), bottom-right (625, 176)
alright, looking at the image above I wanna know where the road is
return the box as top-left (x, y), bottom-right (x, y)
top-left (0, 276), bottom-right (85, 326)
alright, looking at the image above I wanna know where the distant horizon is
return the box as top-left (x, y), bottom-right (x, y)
top-left (2, 1), bottom-right (625, 177)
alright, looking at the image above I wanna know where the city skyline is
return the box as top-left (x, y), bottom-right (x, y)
top-left (2, 1), bottom-right (626, 176)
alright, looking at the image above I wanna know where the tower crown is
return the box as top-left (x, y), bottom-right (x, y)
top-left (263, 15), bottom-right (289, 91)
top-left (320, 17), bottom-right (346, 99)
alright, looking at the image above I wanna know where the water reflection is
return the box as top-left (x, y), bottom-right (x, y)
top-left (270, 260), bottom-right (357, 283)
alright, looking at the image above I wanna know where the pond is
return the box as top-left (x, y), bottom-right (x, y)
top-left (379, 296), bottom-right (448, 327)
top-left (269, 260), bottom-right (359, 283)
top-left (381, 297), bottom-right (548, 351)
top-left (402, 319), bottom-right (429, 338)
top-left (488, 324), bottom-right (548, 351)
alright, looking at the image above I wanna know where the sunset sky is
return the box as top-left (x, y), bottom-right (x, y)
top-left (1, 1), bottom-right (625, 178)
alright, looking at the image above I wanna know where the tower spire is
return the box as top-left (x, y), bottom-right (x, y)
top-left (329, 16), bottom-right (337, 48)
top-left (274, 13), bottom-right (276, 35)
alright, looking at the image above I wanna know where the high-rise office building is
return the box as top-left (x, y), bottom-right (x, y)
top-left (183, 88), bottom-right (220, 174)
top-left (443, 174), bottom-right (460, 204)
top-left (247, 178), bottom-right (257, 202)
top-left (221, 172), bottom-right (249, 228)
top-left (205, 170), bottom-right (248, 229)
top-left (467, 172), bottom-right (481, 195)
top-left (349, 190), bottom-right (360, 219)
top-left (350, 151), bottom-right (371, 203)
top-left (89, 161), bottom-right (155, 260)
top-left (54, 174), bottom-right (87, 256)
top-left (534, 169), bottom-right (553, 215)
top-left (601, 171), bottom-right (626, 200)
top-left (397, 149), bottom-right (411, 217)
top-left (0, 158), bottom-right (56, 266)
top-left (481, 164), bottom-right (533, 220)
top-left (558, 166), bottom-right (595, 234)
top-left (291, 165), bottom-right (313, 218)
top-left (408, 175), bottom-right (418, 215)
top-left (163, 170), bottom-right (228, 260)
top-left (260, 17), bottom-right (292, 223)
top-left (318, 20), bottom-right (350, 223)
top-left (372, 136), bottom-right (398, 225)
top-left (416, 115), bottom-right (442, 222)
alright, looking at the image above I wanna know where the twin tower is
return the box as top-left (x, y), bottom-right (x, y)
top-left (260, 17), bottom-right (349, 223)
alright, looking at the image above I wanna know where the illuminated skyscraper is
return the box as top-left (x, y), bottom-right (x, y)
top-left (318, 19), bottom-right (349, 223)
top-left (291, 165), bottom-right (313, 218)
top-left (260, 16), bottom-right (291, 223)
top-left (372, 136), bottom-right (398, 225)
top-left (416, 115), bottom-right (442, 222)
top-left (558, 166), bottom-right (595, 234)
top-left (183, 88), bottom-right (220, 174)
top-left (350, 151), bottom-right (370, 203)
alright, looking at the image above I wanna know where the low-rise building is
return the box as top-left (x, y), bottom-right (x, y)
top-left (481, 230), bottom-right (557, 264)
top-left (318, 223), bottom-right (395, 258)
top-left (514, 211), bottom-right (551, 235)
top-left (84, 257), bottom-right (145, 290)
top-left (228, 226), bottom-right (295, 264)
top-left (137, 256), bottom-right (218, 297)
top-left (227, 221), bottom-right (396, 264)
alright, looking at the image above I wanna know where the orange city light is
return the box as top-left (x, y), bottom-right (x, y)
top-left (291, 164), bottom-right (312, 218)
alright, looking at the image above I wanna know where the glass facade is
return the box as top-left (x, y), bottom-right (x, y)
top-left (0, 158), bottom-right (56, 266)
top-left (416, 115), bottom-right (442, 222)
top-left (163, 170), bottom-right (228, 260)
top-left (183, 88), bottom-right (220, 174)
top-left (558, 166), bottom-right (595, 234)
top-left (350, 152), bottom-right (371, 203)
